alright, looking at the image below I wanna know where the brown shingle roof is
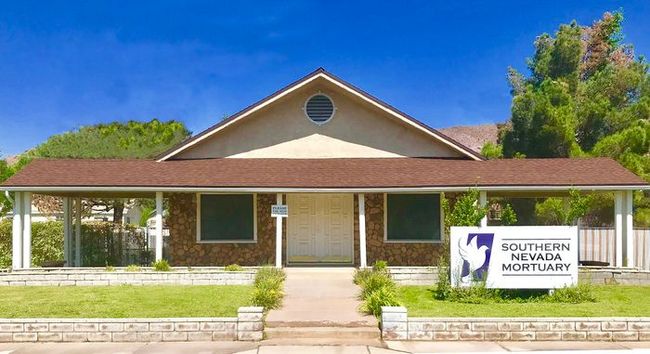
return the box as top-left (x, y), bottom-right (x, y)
top-left (1, 158), bottom-right (645, 189)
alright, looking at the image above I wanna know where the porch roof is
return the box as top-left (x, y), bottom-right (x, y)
top-left (1, 157), bottom-right (647, 192)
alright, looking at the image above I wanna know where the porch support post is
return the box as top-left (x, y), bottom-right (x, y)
top-left (624, 190), bottom-right (634, 267)
top-left (21, 192), bottom-right (32, 269)
top-left (75, 197), bottom-right (81, 267)
top-left (275, 193), bottom-right (283, 268)
top-left (155, 191), bottom-right (163, 262)
top-left (11, 192), bottom-right (23, 270)
top-left (358, 193), bottom-right (367, 268)
top-left (479, 191), bottom-right (488, 227)
top-left (615, 191), bottom-right (623, 267)
top-left (63, 197), bottom-right (72, 266)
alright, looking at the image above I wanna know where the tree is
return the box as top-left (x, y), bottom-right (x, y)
top-left (0, 159), bottom-right (14, 216)
top-left (8, 119), bottom-right (191, 222)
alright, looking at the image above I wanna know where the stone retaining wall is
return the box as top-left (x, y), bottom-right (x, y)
top-left (389, 266), bottom-right (650, 286)
top-left (0, 268), bottom-right (256, 286)
top-left (381, 307), bottom-right (650, 341)
top-left (0, 307), bottom-right (263, 342)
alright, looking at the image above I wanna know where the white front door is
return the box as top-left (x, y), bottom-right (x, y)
top-left (287, 194), bottom-right (354, 264)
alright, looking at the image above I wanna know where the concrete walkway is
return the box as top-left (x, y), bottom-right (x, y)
top-left (265, 267), bottom-right (377, 328)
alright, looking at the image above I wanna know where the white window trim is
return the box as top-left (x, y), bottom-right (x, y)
top-left (303, 92), bottom-right (337, 126)
top-left (196, 193), bottom-right (258, 244)
top-left (383, 192), bottom-right (444, 244)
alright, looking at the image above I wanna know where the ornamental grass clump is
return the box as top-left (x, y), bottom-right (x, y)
top-left (152, 259), bottom-right (172, 272)
top-left (356, 260), bottom-right (400, 317)
top-left (250, 266), bottom-right (286, 310)
top-left (225, 264), bottom-right (244, 272)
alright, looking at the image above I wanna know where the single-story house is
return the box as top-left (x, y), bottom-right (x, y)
top-left (1, 68), bottom-right (648, 269)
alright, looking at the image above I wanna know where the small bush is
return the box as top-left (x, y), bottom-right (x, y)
top-left (362, 285), bottom-right (401, 317)
top-left (358, 271), bottom-right (396, 300)
top-left (250, 266), bottom-right (286, 310)
top-left (152, 259), bottom-right (172, 272)
top-left (126, 264), bottom-right (141, 272)
top-left (372, 260), bottom-right (388, 273)
top-left (105, 265), bottom-right (115, 272)
top-left (353, 268), bottom-right (373, 285)
top-left (225, 264), bottom-right (244, 272)
top-left (547, 283), bottom-right (596, 303)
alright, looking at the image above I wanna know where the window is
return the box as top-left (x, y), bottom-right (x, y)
top-left (385, 194), bottom-right (441, 242)
top-left (198, 194), bottom-right (256, 242)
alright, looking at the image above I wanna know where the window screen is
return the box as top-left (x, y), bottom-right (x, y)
top-left (386, 194), bottom-right (440, 241)
top-left (199, 194), bottom-right (255, 241)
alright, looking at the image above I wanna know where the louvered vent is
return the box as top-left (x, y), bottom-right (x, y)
top-left (305, 94), bottom-right (335, 124)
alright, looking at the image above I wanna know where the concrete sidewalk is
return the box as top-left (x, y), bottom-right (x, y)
top-left (265, 267), bottom-right (377, 327)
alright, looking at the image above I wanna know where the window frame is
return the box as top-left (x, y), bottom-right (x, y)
top-left (195, 193), bottom-right (258, 244)
top-left (383, 193), bottom-right (444, 244)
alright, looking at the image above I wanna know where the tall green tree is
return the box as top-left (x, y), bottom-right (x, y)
top-left (7, 119), bottom-right (191, 221)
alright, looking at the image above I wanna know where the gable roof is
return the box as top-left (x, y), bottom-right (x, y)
top-left (156, 68), bottom-right (484, 161)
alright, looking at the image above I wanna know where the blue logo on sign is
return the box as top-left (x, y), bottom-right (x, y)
top-left (458, 233), bottom-right (494, 285)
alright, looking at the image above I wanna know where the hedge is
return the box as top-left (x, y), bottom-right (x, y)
top-left (0, 219), bottom-right (63, 268)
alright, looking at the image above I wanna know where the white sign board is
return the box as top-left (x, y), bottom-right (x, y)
top-left (450, 226), bottom-right (578, 289)
top-left (271, 205), bottom-right (288, 218)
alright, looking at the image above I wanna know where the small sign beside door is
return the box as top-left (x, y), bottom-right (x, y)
top-left (271, 205), bottom-right (288, 217)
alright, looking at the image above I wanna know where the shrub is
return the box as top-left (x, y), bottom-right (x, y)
top-left (250, 266), bottom-right (286, 310)
top-left (372, 260), bottom-right (388, 273)
top-left (353, 268), bottom-right (373, 285)
top-left (151, 259), bottom-right (172, 272)
top-left (105, 265), bottom-right (115, 272)
top-left (358, 271), bottom-right (396, 300)
top-left (225, 264), bottom-right (244, 272)
top-left (126, 264), bottom-right (141, 272)
top-left (361, 285), bottom-right (401, 317)
top-left (0, 220), bottom-right (64, 268)
top-left (547, 283), bottom-right (596, 303)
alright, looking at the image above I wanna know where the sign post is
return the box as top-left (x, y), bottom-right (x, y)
top-left (450, 226), bottom-right (578, 289)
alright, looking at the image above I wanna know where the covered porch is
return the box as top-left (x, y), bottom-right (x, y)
top-left (2, 157), bottom-right (648, 270)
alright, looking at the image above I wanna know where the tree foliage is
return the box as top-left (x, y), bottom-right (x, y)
top-left (500, 10), bottom-right (649, 177)
top-left (535, 189), bottom-right (594, 225)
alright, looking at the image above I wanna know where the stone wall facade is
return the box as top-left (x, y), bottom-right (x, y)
top-left (168, 193), bottom-right (277, 266)
top-left (382, 307), bottom-right (650, 341)
top-left (0, 269), bottom-right (256, 286)
top-left (364, 193), bottom-right (442, 266)
top-left (0, 307), bottom-right (263, 343)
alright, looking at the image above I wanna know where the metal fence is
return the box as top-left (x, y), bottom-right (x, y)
top-left (579, 227), bottom-right (650, 269)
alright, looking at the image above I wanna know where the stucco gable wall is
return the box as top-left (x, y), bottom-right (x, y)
top-left (174, 80), bottom-right (465, 159)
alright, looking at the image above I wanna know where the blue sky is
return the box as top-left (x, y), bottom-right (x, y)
top-left (1, 1), bottom-right (649, 157)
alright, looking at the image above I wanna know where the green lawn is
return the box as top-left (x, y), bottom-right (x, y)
top-left (0, 285), bottom-right (253, 318)
top-left (399, 285), bottom-right (650, 317)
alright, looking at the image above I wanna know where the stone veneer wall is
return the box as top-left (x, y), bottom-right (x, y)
top-left (364, 193), bottom-right (442, 266)
top-left (0, 307), bottom-right (263, 342)
top-left (382, 307), bottom-right (650, 341)
top-left (168, 193), bottom-right (277, 266)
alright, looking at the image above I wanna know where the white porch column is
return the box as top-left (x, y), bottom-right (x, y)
top-left (358, 193), bottom-right (367, 268)
top-left (615, 191), bottom-right (623, 267)
top-left (11, 192), bottom-right (23, 270)
top-left (63, 197), bottom-right (71, 266)
top-left (625, 190), bottom-right (634, 268)
top-left (479, 191), bottom-right (488, 227)
top-left (155, 192), bottom-right (163, 262)
top-left (275, 193), bottom-right (283, 268)
top-left (21, 192), bottom-right (32, 269)
top-left (75, 197), bottom-right (81, 267)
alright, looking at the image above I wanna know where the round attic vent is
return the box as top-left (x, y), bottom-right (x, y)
top-left (304, 94), bottom-right (335, 124)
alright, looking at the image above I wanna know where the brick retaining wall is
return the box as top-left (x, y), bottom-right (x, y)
top-left (381, 307), bottom-right (650, 341)
top-left (0, 307), bottom-right (263, 342)
top-left (389, 266), bottom-right (650, 286)
top-left (0, 268), bottom-right (256, 286)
